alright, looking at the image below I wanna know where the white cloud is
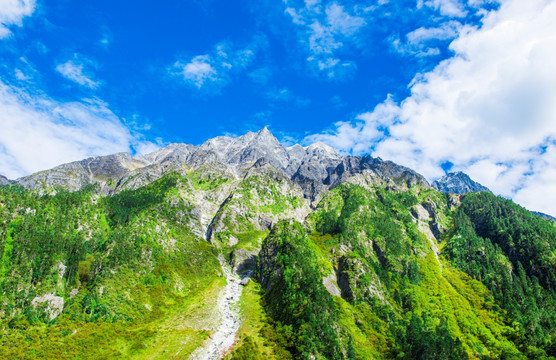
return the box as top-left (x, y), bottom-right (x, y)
top-left (418, 0), bottom-right (467, 17)
top-left (173, 55), bottom-right (217, 89)
top-left (512, 143), bottom-right (556, 216)
top-left (0, 0), bottom-right (35, 39)
top-left (56, 56), bottom-right (100, 89)
top-left (406, 22), bottom-right (461, 44)
top-left (14, 68), bottom-right (30, 81)
top-left (0, 80), bottom-right (156, 179)
top-left (307, 0), bottom-right (556, 216)
top-left (0, 3), bottom-right (156, 179)
top-left (392, 20), bottom-right (462, 57)
top-left (283, 1), bottom-right (366, 78)
top-left (325, 3), bottom-right (366, 37)
top-left (171, 38), bottom-right (262, 90)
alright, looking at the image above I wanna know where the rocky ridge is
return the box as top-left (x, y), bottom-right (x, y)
top-left (8, 127), bottom-right (430, 202)
top-left (432, 171), bottom-right (491, 194)
top-left (432, 172), bottom-right (556, 220)
top-left (0, 175), bottom-right (12, 186)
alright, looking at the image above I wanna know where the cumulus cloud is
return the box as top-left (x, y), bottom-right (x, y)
top-left (56, 55), bottom-right (101, 89)
top-left (307, 0), bottom-right (556, 215)
top-left (173, 55), bottom-right (217, 89)
top-left (0, 0), bottom-right (35, 39)
top-left (0, 80), bottom-right (156, 179)
top-left (170, 37), bottom-right (263, 90)
top-left (392, 21), bottom-right (462, 56)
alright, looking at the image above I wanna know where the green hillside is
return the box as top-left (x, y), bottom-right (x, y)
top-left (1, 172), bottom-right (555, 359)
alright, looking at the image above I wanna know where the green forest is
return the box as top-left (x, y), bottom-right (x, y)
top-left (1, 171), bottom-right (555, 359)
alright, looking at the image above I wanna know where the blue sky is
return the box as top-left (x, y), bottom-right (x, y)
top-left (1, 0), bottom-right (555, 216)
top-left (0, 0), bottom-right (473, 142)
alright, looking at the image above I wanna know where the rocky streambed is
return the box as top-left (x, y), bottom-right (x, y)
top-left (190, 256), bottom-right (243, 360)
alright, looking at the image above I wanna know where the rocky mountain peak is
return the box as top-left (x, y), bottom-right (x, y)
top-left (532, 211), bottom-right (556, 222)
top-left (432, 171), bottom-right (491, 194)
top-left (324, 155), bottom-right (429, 190)
top-left (306, 141), bottom-right (341, 158)
top-left (0, 174), bottom-right (12, 186)
top-left (252, 126), bottom-right (277, 142)
top-left (6, 128), bottom-right (434, 200)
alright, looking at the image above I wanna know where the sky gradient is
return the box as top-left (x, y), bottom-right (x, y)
top-left (0, 0), bottom-right (555, 216)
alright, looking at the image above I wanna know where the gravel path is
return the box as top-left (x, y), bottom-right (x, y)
top-left (189, 256), bottom-right (242, 360)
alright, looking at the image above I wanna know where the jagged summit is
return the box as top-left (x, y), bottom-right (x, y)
top-left (432, 171), bottom-right (491, 194)
top-left (6, 127), bottom-right (430, 199)
top-left (252, 126), bottom-right (275, 140)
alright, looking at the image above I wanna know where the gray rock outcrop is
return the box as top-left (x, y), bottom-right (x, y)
top-left (432, 171), bottom-right (491, 194)
top-left (325, 155), bottom-right (429, 190)
top-left (0, 174), bottom-right (12, 186)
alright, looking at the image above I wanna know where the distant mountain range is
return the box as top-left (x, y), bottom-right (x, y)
top-left (2, 127), bottom-right (427, 201)
top-left (2, 127), bottom-right (553, 220)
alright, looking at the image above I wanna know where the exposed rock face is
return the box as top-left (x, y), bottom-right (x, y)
top-left (0, 175), bottom-right (12, 185)
top-left (336, 254), bottom-right (384, 303)
top-left (291, 142), bottom-right (344, 200)
top-left (31, 293), bottom-right (64, 320)
top-left (205, 162), bottom-right (310, 243)
top-left (229, 248), bottom-right (259, 276)
top-left (325, 155), bottom-right (429, 190)
top-left (12, 128), bottom-right (432, 205)
top-left (17, 153), bottom-right (148, 193)
top-left (432, 171), bottom-right (491, 194)
top-left (322, 273), bottom-right (342, 297)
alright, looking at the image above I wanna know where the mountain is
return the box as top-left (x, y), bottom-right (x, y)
top-left (432, 171), bottom-right (492, 194)
top-left (532, 211), bottom-right (556, 222)
top-left (13, 127), bottom-right (422, 201)
top-left (0, 174), bottom-right (12, 186)
top-left (433, 172), bottom-right (556, 221)
top-left (1, 128), bottom-right (556, 359)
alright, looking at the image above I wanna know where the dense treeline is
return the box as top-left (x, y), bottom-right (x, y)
top-left (445, 192), bottom-right (556, 357)
top-left (257, 221), bottom-right (345, 359)
top-left (252, 184), bottom-right (523, 359)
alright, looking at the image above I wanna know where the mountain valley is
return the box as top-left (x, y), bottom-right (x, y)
top-left (1, 128), bottom-right (556, 359)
